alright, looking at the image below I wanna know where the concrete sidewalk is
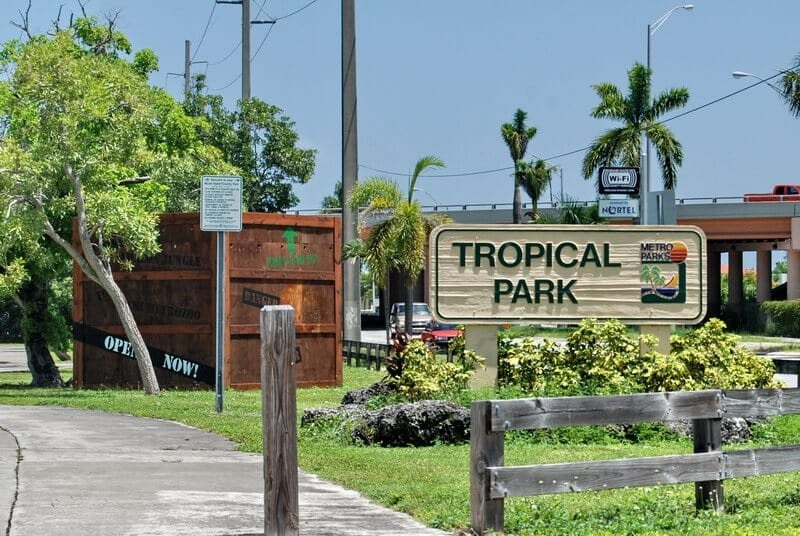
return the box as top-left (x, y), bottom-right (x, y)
top-left (0, 405), bottom-right (449, 536)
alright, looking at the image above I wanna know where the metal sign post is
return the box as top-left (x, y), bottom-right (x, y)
top-left (200, 175), bottom-right (243, 413)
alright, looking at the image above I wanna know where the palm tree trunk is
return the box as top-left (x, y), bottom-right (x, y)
top-left (513, 178), bottom-right (523, 224)
top-left (403, 269), bottom-right (414, 339)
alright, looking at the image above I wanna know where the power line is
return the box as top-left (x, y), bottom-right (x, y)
top-left (359, 64), bottom-right (797, 180)
top-left (274, 0), bottom-right (320, 20)
top-left (209, 42), bottom-right (241, 66)
top-left (251, 21), bottom-right (276, 62)
top-left (192, 1), bottom-right (217, 61)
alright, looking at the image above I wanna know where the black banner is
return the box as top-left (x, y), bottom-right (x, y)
top-left (73, 323), bottom-right (215, 386)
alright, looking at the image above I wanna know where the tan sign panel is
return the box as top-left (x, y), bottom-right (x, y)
top-left (429, 224), bottom-right (707, 325)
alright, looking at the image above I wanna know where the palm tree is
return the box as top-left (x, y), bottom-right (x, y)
top-left (501, 109), bottom-right (537, 223)
top-left (345, 156), bottom-right (448, 339)
top-left (582, 62), bottom-right (689, 191)
top-left (780, 55), bottom-right (800, 116)
top-left (519, 159), bottom-right (554, 221)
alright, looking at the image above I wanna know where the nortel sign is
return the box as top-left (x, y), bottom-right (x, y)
top-left (599, 167), bottom-right (640, 195)
top-left (599, 199), bottom-right (639, 218)
top-left (429, 224), bottom-right (706, 325)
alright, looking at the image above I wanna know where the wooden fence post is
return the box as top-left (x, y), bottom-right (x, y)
top-left (693, 417), bottom-right (724, 512)
top-left (261, 305), bottom-right (299, 535)
top-left (470, 401), bottom-right (504, 535)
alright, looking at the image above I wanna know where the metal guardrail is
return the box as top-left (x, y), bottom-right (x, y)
top-left (290, 197), bottom-right (777, 215)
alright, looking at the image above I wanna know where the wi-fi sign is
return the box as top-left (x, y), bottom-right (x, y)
top-left (598, 167), bottom-right (640, 195)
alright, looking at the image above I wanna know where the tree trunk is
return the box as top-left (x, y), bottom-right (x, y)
top-left (18, 278), bottom-right (65, 388)
top-left (95, 271), bottom-right (160, 395)
top-left (513, 179), bottom-right (522, 224)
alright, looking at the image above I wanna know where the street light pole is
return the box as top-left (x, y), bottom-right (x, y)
top-left (732, 71), bottom-right (785, 96)
top-left (644, 4), bottom-right (694, 224)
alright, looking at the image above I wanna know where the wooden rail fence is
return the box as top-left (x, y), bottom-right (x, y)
top-left (342, 339), bottom-right (392, 371)
top-left (470, 388), bottom-right (800, 535)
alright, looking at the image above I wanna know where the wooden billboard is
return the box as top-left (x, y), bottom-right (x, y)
top-left (73, 212), bottom-right (342, 389)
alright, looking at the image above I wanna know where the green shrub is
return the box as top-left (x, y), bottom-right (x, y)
top-left (392, 339), bottom-right (483, 401)
top-left (498, 317), bottom-right (777, 396)
top-left (761, 300), bottom-right (800, 338)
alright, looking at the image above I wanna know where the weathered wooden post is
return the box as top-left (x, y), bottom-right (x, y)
top-left (470, 400), bottom-right (504, 535)
top-left (261, 305), bottom-right (299, 535)
top-left (693, 416), bottom-right (724, 512)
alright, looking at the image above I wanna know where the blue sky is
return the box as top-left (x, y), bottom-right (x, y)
top-left (1, 0), bottom-right (798, 213)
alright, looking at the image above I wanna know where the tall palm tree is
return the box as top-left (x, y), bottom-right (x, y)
top-left (345, 156), bottom-right (448, 339)
top-left (582, 62), bottom-right (689, 191)
top-left (519, 159), bottom-right (554, 221)
top-left (780, 54), bottom-right (800, 117)
top-left (501, 109), bottom-right (537, 223)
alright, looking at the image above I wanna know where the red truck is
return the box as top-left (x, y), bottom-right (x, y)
top-left (743, 184), bottom-right (800, 202)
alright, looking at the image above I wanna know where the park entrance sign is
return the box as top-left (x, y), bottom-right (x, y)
top-left (429, 224), bottom-right (707, 325)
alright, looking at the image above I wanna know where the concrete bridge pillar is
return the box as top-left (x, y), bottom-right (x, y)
top-left (707, 250), bottom-right (721, 319)
top-left (728, 250), bottom-right (743, 316)
top-left (788, 249), bottom-right (800, 300)
top-left (756, 250), bottom-right (772, 303)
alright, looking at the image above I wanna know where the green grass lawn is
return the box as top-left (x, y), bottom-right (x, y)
top-left (5, 365), bottom-right (800, 534)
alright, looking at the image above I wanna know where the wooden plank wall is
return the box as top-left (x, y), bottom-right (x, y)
top-left (73, 213), bottom-right (342, 389)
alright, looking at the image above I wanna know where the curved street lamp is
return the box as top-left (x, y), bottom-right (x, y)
top-left (642, 4), bottom-right (694, 225)
top-left (732, 70), bottom-right (784, 96)
top-left (413, 187), bottom-right (442, 207)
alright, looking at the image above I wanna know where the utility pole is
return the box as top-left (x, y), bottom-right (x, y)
top-left (184, 40), bottom-right (191, 99)
top-left (342, 0), bottom-right (361, 343)
top-left (242, 0), bottom-right (250, 100)
top-left (217, 0), bottom-right (274, 101)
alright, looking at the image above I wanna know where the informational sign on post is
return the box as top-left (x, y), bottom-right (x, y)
top-left (201, 175), bottom-right (243, 232)
top-left (201, 175), bottom-right (243, 413)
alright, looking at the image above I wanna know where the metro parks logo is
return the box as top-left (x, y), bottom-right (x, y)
top-left (640, 241), bottom-right (688, 304)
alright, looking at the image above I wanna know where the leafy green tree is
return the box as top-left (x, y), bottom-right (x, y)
top-left (582, 63), bottom-right (689, 191)
top-left (519, 159), bottom-right (554, 221)
top-left (345, 156), bottom-right (449, 337)
top-left (501, 109), bottom-right (537, 224)
top-left (185, 75), bottom-right (315, 212)
top-left (0, 19), bottom-right (219, 394)
top-left (321, 180), bottom-right (343, 211)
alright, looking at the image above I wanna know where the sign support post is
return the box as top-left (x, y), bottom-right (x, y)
top-left (201, 175), bottom-right (243, 413)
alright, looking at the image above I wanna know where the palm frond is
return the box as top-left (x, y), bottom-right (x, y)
top-left (408, 155), bottom-right (445, 200)
top-left (627, 63), bottom-right (651, 124)
top-left (590, 83), bottom-right (626, 120)
top-left (347, 177), bottom-right (402, 218)
top-left (647, 87), bottom-right (690, 122)
top-left (582, 127), bottom-right (626, 181)
top-left (648, 123), bottom-right (683, 190)
top-left (780, 63), bottom-right (800, 117)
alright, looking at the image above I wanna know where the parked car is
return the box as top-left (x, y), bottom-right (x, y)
top-left (421, 320), bottom-right (462, 351)
top-left (389, 302), bottom-right (432, 335)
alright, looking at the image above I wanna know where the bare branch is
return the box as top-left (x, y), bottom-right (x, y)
top-left (51, 5), bottom-right (65, 33)
top-left (92, 11), bottom-right (121, 55)
top-left (10, 0), bottom-right (34, 40)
